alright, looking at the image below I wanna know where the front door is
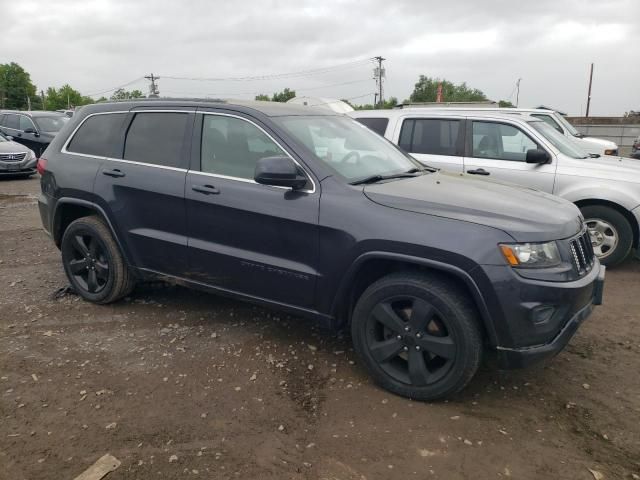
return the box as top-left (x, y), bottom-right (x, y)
top-left (185, 111), bottom-right (320, 308)
top-left (93, 110), bottom-right (193, 277)
top-left (17, 115), bottom-right (41, 154)
top-left (463, 119), bottom-right (557, 193)
top-left (395, 117), bottom-right (465, 173)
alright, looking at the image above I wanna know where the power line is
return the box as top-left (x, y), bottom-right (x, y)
top-left (84, 77), bottom-right (145, 97)
top-left (160, 58), bottom-right (374, 82)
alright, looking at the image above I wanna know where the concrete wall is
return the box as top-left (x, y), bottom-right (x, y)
top-left (566, 117), bottom-right (640, 156)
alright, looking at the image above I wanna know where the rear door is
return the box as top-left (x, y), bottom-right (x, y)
top-left (185, 110), bottom-right (320, 308)
top-left (17, 115), bottom-right (40, 153)
top-left (1, 114), bottom-right (21, 141)
top-left (393, 116), bottom-right (465, 173)
top-left (93, 109), bottom-right (193, 277)
top-left (462, 119), bottom-right (556, 192)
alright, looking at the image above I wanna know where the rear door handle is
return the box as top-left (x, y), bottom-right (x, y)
top-left (192, 184), bottom-right (220, 195)
top-left (467, 168), bottom-right (490, 176)
top-left (102, 168), bottom-right (126, 178)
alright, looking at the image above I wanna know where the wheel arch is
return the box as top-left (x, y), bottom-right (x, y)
top-left (53, 198), bottom-right (131, 264)
top-left (574, 198), bottom-right (639, 249)
top-left (331, 252), bottom-right (498, 346)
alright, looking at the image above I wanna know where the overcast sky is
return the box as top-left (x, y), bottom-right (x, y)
top-left (3, 0), bottom-right (639, 115)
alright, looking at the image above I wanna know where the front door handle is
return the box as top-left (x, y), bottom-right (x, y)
top-left (192, 184), bottom-right (220, 195)
top-left (102, 168), bottom-right (125, 178)
top-left (467, 168), bottom-right (490, 176)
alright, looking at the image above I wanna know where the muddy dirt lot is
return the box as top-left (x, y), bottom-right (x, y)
top-left (1, 176), bottom-right (639, 480)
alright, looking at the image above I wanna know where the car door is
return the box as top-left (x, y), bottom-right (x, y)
top-left (393, 116), bottom-right (465, 173)
top-left (185, 110), bottom-right (320, 308)
top-left (17, 115), bottom-right (40, 153)
top-left (1, 114), bottom-right (22, 144)
top-left (93, 109), bottom-right (193, 277)
top-left (463, 119), bottom-right (557, 192)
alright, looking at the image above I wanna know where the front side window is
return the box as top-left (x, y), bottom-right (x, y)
top-left (201, 115), bottom-right (286, 180)
top-left (19, 116), bottom-right (36, 132)
top-left (399, 118), bottom-right (461, 156)
top-left (33, 116), bottom-right (68, 133)
top-left (355, 117), bottom-right (389, 136)
top-left (274, 115), bottom-right (421, 182)
top-left (531, 114), bottom-right (563, 134)
top-left (472, 121), bottom-right (539, 162)
top-left (67, 113), bottom-right (127, 157)
top-left (124, 112), bottom-right (188, 168)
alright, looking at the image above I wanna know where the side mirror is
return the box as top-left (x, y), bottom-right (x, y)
top-left (254, 156), bottom-right (307, 190)
top-left (24, 127), bottom-right (37, 135)
top-left (525, 149), bottom-right (550, 164)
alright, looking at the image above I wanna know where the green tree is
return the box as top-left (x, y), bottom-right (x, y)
top-left (409, 76), bottom-right (488, 103)
top-left (44, 84), bottom-right (94, 110)
top-left (353, 96), bottom-right (399, 110)
top-left (110, 88), bottom-right (145, 100)
top-left (271, 88), bottom-right (295, 102)
top-left (254, 94), bottom-right (270, 101)
top-left (498, 100), bottom-right (515, 108)
top-left (0, 62), bottom-right (37, 110)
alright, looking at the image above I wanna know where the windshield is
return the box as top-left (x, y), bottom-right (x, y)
top-left (0, 133), bottom-right (9, 142)
top-left (551, 112), bottom-right (580, 136)
top-left (34, 116), bottom-right (69, 133)
top-left (274, 115), bottom-right (422, 181)
top-left (529, 121), bottom-right (589, 159)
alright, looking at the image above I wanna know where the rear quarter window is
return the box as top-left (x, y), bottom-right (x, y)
top-left (66, 113), bottom-right (127, 157)
top-left (354, 117), bottom-right (389, 136)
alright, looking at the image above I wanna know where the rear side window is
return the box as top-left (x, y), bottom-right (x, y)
top-left (398, 119), bottom-right (461, 156)
top-left (66, 113), bottom-right (127, 157)
top-left (355, 117), bottom-right (389, 136)
top-left (19, 116), bottom-right (35, 131)
top-left (124, 113), bottom-right (188, 168)
top-left (4, 114), bottom-right (19, 130)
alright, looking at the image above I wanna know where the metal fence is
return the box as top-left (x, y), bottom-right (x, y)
top-left (567, 117), bottom-right (640, 156)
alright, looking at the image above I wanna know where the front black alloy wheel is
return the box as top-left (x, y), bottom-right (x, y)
top-left (61, 216), bottom-right (135, 304)
top-left (352, 272), bottom-right (483, 400)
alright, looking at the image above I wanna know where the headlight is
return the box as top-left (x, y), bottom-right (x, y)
top-left (26, 149), bottom-right (36, 160)
top-left (499, 241), bottom-right (561, 268)
top-left (604, 148), bottom-right (617, 156)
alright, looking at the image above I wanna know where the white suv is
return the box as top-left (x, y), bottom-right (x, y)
top-left (350, 108), bottom-right (640, 266)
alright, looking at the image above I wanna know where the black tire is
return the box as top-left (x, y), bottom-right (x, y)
top-left (61, 216), bottom-right (135, 304)
top-left (580, 205), bottom-right (633, 267)
top-left (351, 272), bottom-right (482, 401)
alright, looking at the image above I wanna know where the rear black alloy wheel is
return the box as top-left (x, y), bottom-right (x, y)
top-left (365, 296), bottom-right (455, 387)
top-left (67, 233), bottom-right (110, 294)
top-left (61, 216), bottom-right (135, 304)
top-left (352, 273), bottom-right (482, 401)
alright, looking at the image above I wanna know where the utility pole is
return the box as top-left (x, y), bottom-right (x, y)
top-left (373, 56), bottom-right (385, 107)
top-left (585, 63), bottom-right (594, 117)
top-left (41, 90), bottom-right (46, 110)
top-left (145, 73), bottom-right (160, 98)
top-left (27, 96), bottom-right (31, 111)
top-left (515, 78), bottom-right (522, 107)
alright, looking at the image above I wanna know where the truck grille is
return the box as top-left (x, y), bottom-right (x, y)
top-left (569, 229), bottom-right (595, 274)
top-left (0, 152), bottom-right (27, 162)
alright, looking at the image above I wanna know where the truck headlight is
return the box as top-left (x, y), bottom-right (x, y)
top-left (499, 241), bottom-right (561, 268)
top-left (604, 148), bottom-right (618, 156)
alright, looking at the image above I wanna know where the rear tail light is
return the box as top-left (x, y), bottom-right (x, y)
top-left (36, 157), bottom-right (48, 175)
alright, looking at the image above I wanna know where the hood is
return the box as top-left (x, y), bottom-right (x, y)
top-left (560, 154), bottom-right (640, 184)
top-left (363, 171), bottom-right (582, 242)
top-left (578, 135), bottom-right (617, 149)
top-left (0, 141), bottom-right (29, 154)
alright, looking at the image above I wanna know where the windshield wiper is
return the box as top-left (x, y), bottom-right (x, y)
top-left (350, 172), bottom-right (420, 185)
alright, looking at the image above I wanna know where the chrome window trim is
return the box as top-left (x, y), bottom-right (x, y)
top-left (199, 111), bottom-right (316, 194)
top-left (60, 109), bottom-right (317, 193)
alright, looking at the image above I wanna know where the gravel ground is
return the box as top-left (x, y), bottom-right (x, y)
top-left (1, 176), bottom-right (639, 480)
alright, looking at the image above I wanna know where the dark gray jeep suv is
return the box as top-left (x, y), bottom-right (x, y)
top-left (38, 99), bottom-right (605, 400)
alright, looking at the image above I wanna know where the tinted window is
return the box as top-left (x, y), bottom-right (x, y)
top-left (355, 117), bottom-right (389, 136)
top-left (124, 113), bottom-right (188, 167)
top-left (472, 121), bottom-right (539, 162)
top-left (19, 116), bottom-right (35, 131)
top-left (0, 115), bottom-right (5, 126)
top-left (4, 114), bottom-right (19, 130)
top-left (399, 118), bottom-right (460, 156)
top-left (201, 115), bottom-right (286, 179)
top-left (33, 116), bottom-right (68, 133)
top-left (67, 113), bottom-right (126, 157)
top-left (531, 114), bottom-right (563, 133)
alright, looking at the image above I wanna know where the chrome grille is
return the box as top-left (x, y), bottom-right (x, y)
top-left (0, 152), bottom-right (27, 162)
top-left (570, 229), bottom-right (595, 274)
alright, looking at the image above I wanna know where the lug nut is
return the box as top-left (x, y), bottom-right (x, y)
top-left (404, 326), bottom-right (410, 332)
top-left (396, 335), bottom-right (402, 340)
top-left (416, 332), bottom-right (422, 338)
top-left (403, 346), bottom-right (409, 351)
top-left (415, 346), bottom-right (421, 351)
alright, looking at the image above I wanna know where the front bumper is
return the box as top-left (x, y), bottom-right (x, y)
top-left (0, 158), bottom-right (37, 175)
top-left (495, 264), bottom-right (605, 369)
